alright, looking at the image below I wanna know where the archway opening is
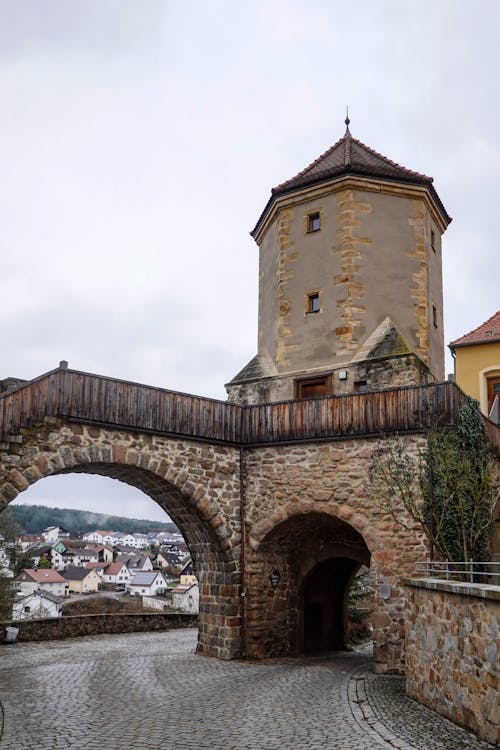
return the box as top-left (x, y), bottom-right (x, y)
top-left (2, 450), bottom-right (241, 660)
top-left (302, 557), bottom-right (361, 653)
top-left (249, 512), bottom-right (371, 658)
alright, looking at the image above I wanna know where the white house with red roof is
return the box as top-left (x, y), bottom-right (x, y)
top-left (13, 569), bottom-right (67, 597)
top-left (101, 562), bottom-right (131, 586)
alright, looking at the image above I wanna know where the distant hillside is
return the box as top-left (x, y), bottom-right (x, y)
top-left (3, 504), bottom-right (179, 536)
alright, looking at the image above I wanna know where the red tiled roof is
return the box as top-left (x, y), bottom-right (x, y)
top-left (24, 568), bottom-right (66, 583)
top-left (104, 562), bottom-right (127, 575)
top-left (450, 310), bottom-right (500, 348)
top-left (273, 135), bottom-right (432, 194)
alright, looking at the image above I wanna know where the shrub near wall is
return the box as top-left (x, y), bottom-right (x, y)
top-left (404, 579), bottom-right (500, 747)
top-left (1, 612), bottom-right (198, 642)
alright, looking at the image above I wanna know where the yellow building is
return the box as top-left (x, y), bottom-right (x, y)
top-left (63, 565), bottom-right (101, 594)
top-left (449, 310), bottom-right (500, 421)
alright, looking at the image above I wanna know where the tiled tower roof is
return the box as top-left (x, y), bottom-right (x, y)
top-left (252, 123), bottom-right (451, 237)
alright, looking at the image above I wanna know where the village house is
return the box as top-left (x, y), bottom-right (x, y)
top-left (152, 550), bottom-right (170, 570)
top-left (13, 568), bottom-right (67, 598)
top-left (63, 566), bottom-right (101, 594)
top-left (115, 553), bottom-right (153, 572)
top-left (83, 562), bottom-right (106, 576)
top-left (41, 526), bottom-right (70, 543)
top-left (82, 530), bottom-right (115, 545)
top-left (170, 582), bottom-right (199, 614)
top-left (449, 309), bottom-right (500, 422)
top-left (84, 543), bottom-right (114, 563)
top-left (16, 534), bottom-right (41, 551)
top-left (60, 546), bottom-right (99, 569)
top-left (127, 570), bottom-right (168, 597)
top-left (12, 589), bottom-right (63, 620)
top-left (101, 561), bottom-right (131, 586)
top-left (28, 543), bottom-right (64, 569)
top-left (180, 560), bottom-right (197, 586)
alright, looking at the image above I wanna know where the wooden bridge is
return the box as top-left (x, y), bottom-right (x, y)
top-left (2, 362), bottom-right (495, 447)
top-left (1, 364), bottom-right (499, 670)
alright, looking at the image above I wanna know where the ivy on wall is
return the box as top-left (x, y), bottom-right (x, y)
top-left (370, 396), bottom-right (497, 562)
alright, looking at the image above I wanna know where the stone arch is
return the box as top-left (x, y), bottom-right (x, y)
top-left (244, 510), bottom-right (372, 658)
top-left (0, 421), bottom-right (242, 659)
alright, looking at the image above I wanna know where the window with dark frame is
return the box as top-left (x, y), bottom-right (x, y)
top-left (431, 230), bottom-right (436, 253)
top-left (307, 292), bottom-right (320, 314)
top-left (432, 304), bottom-right (438, 328)
top-left (307, 212), bottom-right (321, 233)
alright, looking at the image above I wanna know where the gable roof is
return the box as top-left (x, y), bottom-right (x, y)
top-left (63, 565), bottom-right (96, 581)
top-left (129, 571), bottom-right (164, 586)
top-left (449, 310), bottom-right (500, 349)
top-left (103, 562), bottom-right (128, 576)
top-left (15, 588), bottom-right (63, 605)
top-left (19, 568), bottom-right (66, 583)
top-left (252, 124), bottom-right (451, 238)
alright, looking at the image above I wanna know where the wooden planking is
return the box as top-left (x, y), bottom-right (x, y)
top-left (1, 369), bottom-right (497, 448)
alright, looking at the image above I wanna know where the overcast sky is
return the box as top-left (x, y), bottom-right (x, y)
top-left (3, 1), bottom-right (499, 523)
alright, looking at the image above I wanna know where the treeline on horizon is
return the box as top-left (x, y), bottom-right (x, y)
top-left (2, 504), bottom-right (179, 536)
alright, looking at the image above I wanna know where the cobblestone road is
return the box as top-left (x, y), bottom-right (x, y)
top-left (0, 629), bottom-right (493, 750)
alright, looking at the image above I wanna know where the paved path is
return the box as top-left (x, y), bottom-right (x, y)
top-left (0, 629), bottom-right (493, 750)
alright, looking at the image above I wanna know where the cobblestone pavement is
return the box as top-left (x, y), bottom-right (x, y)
top-left (0, 629), bottom-right (493, 750)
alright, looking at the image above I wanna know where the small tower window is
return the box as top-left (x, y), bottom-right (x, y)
top-left (432, 304), bottom-right (438, 328)
top-left (306, 292), bottom-right (320, 314)
top-left (306, 212), bottom-right (321, 233)
top-left (431, 230), bottom-right (436, 253)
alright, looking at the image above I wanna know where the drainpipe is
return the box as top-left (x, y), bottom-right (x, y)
top-left (239, 445), bottom-right (247, 658)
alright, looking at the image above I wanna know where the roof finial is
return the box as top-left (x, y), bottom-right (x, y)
top-left (344, 106), bottom-right (351, 166)
top-left (344, 105), bottom-right (350, 134)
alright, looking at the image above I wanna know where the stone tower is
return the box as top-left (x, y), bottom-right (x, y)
top-left (226, 120), bottom-right (451, 404)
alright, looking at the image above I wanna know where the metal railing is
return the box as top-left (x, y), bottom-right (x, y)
top-left (415, 560), bottom-right (500, 584)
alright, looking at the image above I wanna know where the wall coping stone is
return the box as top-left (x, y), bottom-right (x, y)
top-left (402, 576), bottom-right (500, 601)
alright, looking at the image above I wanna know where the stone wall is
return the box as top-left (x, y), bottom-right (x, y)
top-left (226, 352), bottom-right (433, 405)
top-left (2, 612), bottom-right (198, 642)
top-left (0, 419), bottom-right (242, 660)
top-left (244, 436), bottom-right (428, 673)
top-left (0, 415), bottom-right (438, 673)
top-left (404, 579), bottom-right (500, 746)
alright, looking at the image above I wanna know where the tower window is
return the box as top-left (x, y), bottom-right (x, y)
top-left (431, 230), bottom-right (436, 253)
top-left (432, 305), bottom-right (438, 327)
top-left (306, 292), bottom-right (320, 314)
top-left (306, 212), bottom-right (321, 233)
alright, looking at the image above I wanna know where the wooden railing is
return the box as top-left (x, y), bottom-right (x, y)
top-left (0, 366), bottom-right (496, 447)
top-left (0, 368), bottom-right (243, 445)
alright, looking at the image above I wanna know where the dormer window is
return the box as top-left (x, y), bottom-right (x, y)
top-left (306, 212), bottom-right (321, 233)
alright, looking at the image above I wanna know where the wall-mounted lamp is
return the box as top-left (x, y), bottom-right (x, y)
top-left (269, 569), bottom-right (281, 588)
top-left (380, 584), bottom-right (392, 601)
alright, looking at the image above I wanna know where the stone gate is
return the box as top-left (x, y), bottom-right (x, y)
top-left (3, 365), bottom-right (497, 673)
